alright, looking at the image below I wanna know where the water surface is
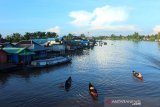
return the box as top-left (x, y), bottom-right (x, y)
top-left (0, 40), bottom-right (160, 107)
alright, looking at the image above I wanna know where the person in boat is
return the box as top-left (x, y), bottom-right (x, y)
top-left (137, 73), bottom-right (142, 78)
top-left (132, 71), bottom-right (142, 78)
top-left (65, 76), bottom-right (72, 91)
top-left (68, 76), bottom-right (72, 82)
top-left (89, 83), bottom-right (94, 90)
top-left (89, 83), bottom-right (98, 97)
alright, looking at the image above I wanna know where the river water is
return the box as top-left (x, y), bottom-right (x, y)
top-left (0, 40), bottom-right (160, 107)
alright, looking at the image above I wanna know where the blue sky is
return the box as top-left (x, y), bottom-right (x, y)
top-left (0, 0), bottom-right (160, 36)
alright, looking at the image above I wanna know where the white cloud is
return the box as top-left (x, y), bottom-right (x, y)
top-left (153, 25), bottom-right (160, 33)
top-left (48, 26), bottom-right (60, 34)
top-left (91, 5), bottom-right (128, 27)
top-left (69, 5), bottom-right (136, 32)
top-left (69, 11), bottom-right (93, 27)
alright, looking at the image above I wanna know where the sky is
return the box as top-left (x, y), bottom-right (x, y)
top-left (0, 0), bottom-right (160, 36)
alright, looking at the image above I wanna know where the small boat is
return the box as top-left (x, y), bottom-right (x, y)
top-left (132, 71), bottom-right (143, 80)
top-left (28, 56), bottom-right (71, 69)
top-left (89, 83), bottom-right (98, 98)
top-left (65, 76), bottom-right (72, 91)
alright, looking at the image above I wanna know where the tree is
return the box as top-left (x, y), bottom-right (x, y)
top-left (46, 32), bottom-right (58, 38)
top-left (11, 33), bottom-right (22, 42)
top-left (149, 34), bottom-right (156, 41)
top-left (33, 31), bottom-right (46, 39)
top-left (64, 33), bottom-right (74, 40)
top-left (110, 34), bottom-right (116, 40)
top-left (24, 32), bottom-right (31, 40)
top-left (157, 32), bottom-right (160, 41)
top-left (0, 34), bottom-right (2, 38)
top-left (132, 32), bottom-right (141, 40)
top-left (80, 34), bottom-right (86, 39)
top-left (46, 32), bottom-right (52, 38)
top-left (119, 35), bottom-right (122, 39)
top-left (5, 35), bottom-right (12, 42)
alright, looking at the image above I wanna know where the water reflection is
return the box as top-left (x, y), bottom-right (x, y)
top-left (0, 73), bottom-right (10, 85)
top-left (0, 48), bottom-right (92, 85)
top-left (0, 63), bottom-right (72, 85)
top-left (157, 42), bottom-right (160, 50)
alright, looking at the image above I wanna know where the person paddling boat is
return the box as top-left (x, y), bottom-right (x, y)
top-left (132, 71), bottom-right (143, 80)
top-left (65, 76), bottom-right (72, 91)
top-left (89, 83), bottom-right (98, 98)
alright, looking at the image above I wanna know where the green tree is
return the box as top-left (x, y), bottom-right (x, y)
top-left (0, 34), bottom-right (2, 38)
top-left (80, 34), bottom-right (86, 39)
top-left (130, 32), bottom-right (140, 41)
top-left (157, 32), bottom-right (160, 40)
top-left (110, 34), bottom-right (116, 40)
top-left (24, 32), bottom-right (31, 40)
top-left (34, 31), bottom-right (46, 38)
top-left (46, 32), bottom-right (52, 38)
top-left (11, 33), bottom-right (22, 42)
top-left (46, 32), bottom-right (58, 38)
top-left (5, 35), bottom-right (12, 42)
top-left (149, 34), bottom-right (156, 41)
top-left (119, 35), bottom-right (122, 39)
top-left (64, 33), bottom-right (74, 40)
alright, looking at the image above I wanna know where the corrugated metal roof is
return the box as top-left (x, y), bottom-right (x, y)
top-left (47, 38), bottom-right (57, 41)
top-left (3, 48), bottom-right (25, 54)
top-left (32, 39), bottom-right (47, 44)
top-left (3, 48), bottom-right (35, 55)
top-left (17, 40), bottom-right (46, 51)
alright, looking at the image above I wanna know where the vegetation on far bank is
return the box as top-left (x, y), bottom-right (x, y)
top-left (0, 32), bottom-right (160, 42)
top-left (94, 32), bottom-right (160, 41)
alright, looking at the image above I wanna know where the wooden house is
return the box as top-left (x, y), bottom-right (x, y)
top-left (16, 40), bottom-right (47, 59)
top-left (32, 39), bottom-right (47, 46)
top-left (33, 38), bottom-right (65, 52)
top-left (0, 49), bottom-right (8, 64)
top-left (0, 38), bottom-right (7, 44)
top-left (47, 38), bottom-right (61, 45)
top-left (3, 48), bottom-right (35, 64)
top-left (0, 42), bottom-right (14, 48)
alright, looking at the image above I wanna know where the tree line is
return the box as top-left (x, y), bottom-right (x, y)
top-left (94, 32), bottom-right (160, 41)
top-left (0, 32), bottom-right (87, 42)
top-left (0, 32), bottom-right (58, 42)
top-left (1, 32), bottom-right (160, 42)
top-left (63, 33), bottom-right (86, 40)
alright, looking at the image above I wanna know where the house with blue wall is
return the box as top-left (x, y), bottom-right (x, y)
top-left (32, 39), bottom-right (48, 46)
top-left (3, 48), bottom-right (35, 64)
top-left (16, 40), bottom-right (47, 59)
top-left (32, 38), bottom-right (65, 52)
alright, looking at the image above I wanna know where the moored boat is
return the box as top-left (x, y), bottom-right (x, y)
top-left (28, 56), bottom-right (71, 69)
top-left (89, 83), bottom-right (98, 98)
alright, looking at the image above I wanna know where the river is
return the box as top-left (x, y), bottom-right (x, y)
top-left (0, 40), bottom-right (160, 107)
